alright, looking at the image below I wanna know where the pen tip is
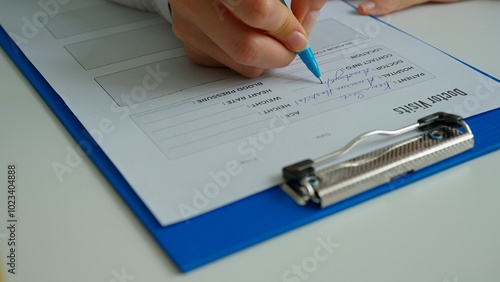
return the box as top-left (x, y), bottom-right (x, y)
top-left (319, 77), bottom-right (324, 84)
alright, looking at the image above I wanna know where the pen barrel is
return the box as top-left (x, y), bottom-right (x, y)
top-left (298, 46), bottom-right (321, 79)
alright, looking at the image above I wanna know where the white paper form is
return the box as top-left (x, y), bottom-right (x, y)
top-left (1, 0), bottom-right (499, 226)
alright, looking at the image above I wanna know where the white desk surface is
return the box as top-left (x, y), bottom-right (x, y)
top-left (1, 1), bottom-right (499, 281)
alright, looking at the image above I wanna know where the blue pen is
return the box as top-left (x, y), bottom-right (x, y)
top-left (280, 0), bottom-right (323, 84)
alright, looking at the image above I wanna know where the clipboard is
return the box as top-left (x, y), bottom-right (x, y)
top-left (1, 15), bottom-right (500, 273)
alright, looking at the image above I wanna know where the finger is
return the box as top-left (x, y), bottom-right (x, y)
top-left (184, 42), bottom-right (267, 78)
top-left (191, 2), bottom-right (297, 69)
top-left (290, 0), bottom-right (327, 34)
top-left (219, 0), bottom-right (309, 52)
top-left (172, 9), bottom-right (268, 77)
top-left (358, 0), bottom-right (427, 16)
top-left (171, 0), bottom-right (296, 75)
top-left (183, 45), bottom-right (224, 68)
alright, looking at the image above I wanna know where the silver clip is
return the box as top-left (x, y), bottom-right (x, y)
top-left (281, 112), bottom-right (474, 207)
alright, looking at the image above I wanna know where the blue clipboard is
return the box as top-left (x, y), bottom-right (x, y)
top-left (1, 22), bottom-right (499, 272)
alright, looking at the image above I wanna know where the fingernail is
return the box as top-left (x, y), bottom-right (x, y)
top-left (286, 31), bottom-right (308, 52)
top-left (360, 1), bottom-right (376, 12)
top-left (302, 11), bottom-right (319, 35)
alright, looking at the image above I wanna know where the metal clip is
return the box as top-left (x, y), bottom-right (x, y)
top-left (281, 112), bottom-right (474, 207)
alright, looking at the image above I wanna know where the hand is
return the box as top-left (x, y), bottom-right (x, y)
top-left (168, 0), bottom-right (326, 78)
top-left (358, 0), bottom-right (462, 16)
